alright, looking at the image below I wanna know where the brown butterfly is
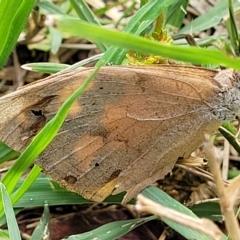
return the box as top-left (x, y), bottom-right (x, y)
top-left (0, 65), bottom-right (239, 202)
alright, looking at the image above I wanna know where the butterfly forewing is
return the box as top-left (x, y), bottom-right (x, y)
top-left (0, 65), bottom-right (235, 201)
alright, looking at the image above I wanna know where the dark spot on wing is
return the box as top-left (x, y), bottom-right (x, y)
top-left (64, 175), bottom-right (77, 184)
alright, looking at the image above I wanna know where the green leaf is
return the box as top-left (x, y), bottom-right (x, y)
top-left (228, 169), bottom-right (240, 179)
top-left (0, 0), bottom-right (35, 69)
top-left (31, 204), bottom-right (50, 240)
top-left (10, 165), bottom-right (42, 209)
top-left (190, 202), bottom-right (222, 221)
top-left (50, 15), bottom-right (240, 70)
top-left (14, 175), bottom-right (91, 208)
top-left (179, 0), bottom-right (240, 34)
top-left (64, 216), bottom-right (156, 240)
top-left (49, 26), bottom-right (63, 54)
top-left (166, 0), bottom-right (188, 29)
top-left (219, 123), bottom-right (240, 154)
top-left (0, 142), bottom-right (19, 164)
top-left (36, 1), bottom-right (65, 14)
top-left (13, 175), bottom-right (128, 208)
top-left (225, 0), bottom-right (240, 55)
top-left (98, 0), bottom-right (174, 65)
top-left (69, 0), bottom-right (107, 52)
top-left (141, 186), bottom-right (227, 240)
top-left (22, 62), bottom-right (70, 74)
top-left (0, 229), bottom-right (10, 240)
top-left (0, 183), bottom-right (21, 240)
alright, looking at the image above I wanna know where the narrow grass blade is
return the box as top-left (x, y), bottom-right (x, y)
top-left (31, 204), bottom-right (50, 240)
top-left (13, 175), bottom-right (129, 208)
top-left (58, 53), bottom-right (103, 73)
top-left (141, 186), bottom-right (227, 240)
top-left (115, 1), bottom-right (137, 28)
top-left (13, 175), bottom-right (91, 208)
top-left (98, 0), bottom-right (174, 65)
top-left (48, 15), bottom-right (240, 70)
top-left (0, 183), bottom-right (21, 240)
top-left (22, 62), bottom-right (70, 74)
top-left (166, 0), bottom-right (188, 29)
top-left (0, 229), bottom-right (10, 239)
top-left (49, 26), bottom-right (62, 54)
top-left (0, 0), bottom-right (35, 69)
top-left (70, 0), bottom-right (101, 25)
top-left (69, 0), bottom-right (107, 52)
top-left (190, 202), bottom-right (222, 221)
top-left (36, 1), bottom-right (64, 14)
top-left (219, 124), bottom-right (240, 154)
top-left (10, 165), bottom-right (42, 209)
top-left (64, 216), bottom-right (156, 240)
top-left (225, 0), bottom-right (240, 55)
top-left (0, 142), bottom-right (19, 164)
top-left (179, 0), bottom-right (240, 34)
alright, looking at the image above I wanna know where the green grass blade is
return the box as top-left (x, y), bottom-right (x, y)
top-left (65, 216), bottom-right (156, 240)
top-left (57, 53), bottom-right (103, 73)
top-left (36, 1), bottom-right (64, 14)
top-left (31, 204), bottom-right (50, 240)
top-left (13, 176), bottom-right (91, 208)
top-left (115, 1), bottom-right (137, 28)
top-left (0, 183), bottom-right (21, 240)
top-left (179, 0), bottom-right (240, 34)
top-left (141, 186), bottom-right (227, 240)
top-left (190, 202), bottom-right (222, 221)
top-left (166, 0), bottom-right (188, 29)
top-left (226, 0), bottom-right (240, 55)
top-left (9, 165), bottom-right (42, 210)
top-left (97, 0), bottom-right (174, 65)
top-left (22, 62), bottom-right (70, 74)
top-left (0, 0), bottom-right (35, 69)
top-left (13, 175), bottom-right (131, 208)
top-left (49, 26), bottom-right (62, 54)
top-left (219, 123), bottom-right (240, 154)
top-left (70, 0), bottom-right (101, 24)
top-left (0, 229), bottom-right (10, 240)
top-left (49, 16), bottom-right (240, 70)
top-left (0, 142), bottom-right (19, 164)
top-left (69, 0), bottom-right (107, 52)
top-left (117, 0), bottom-right (172, 34)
